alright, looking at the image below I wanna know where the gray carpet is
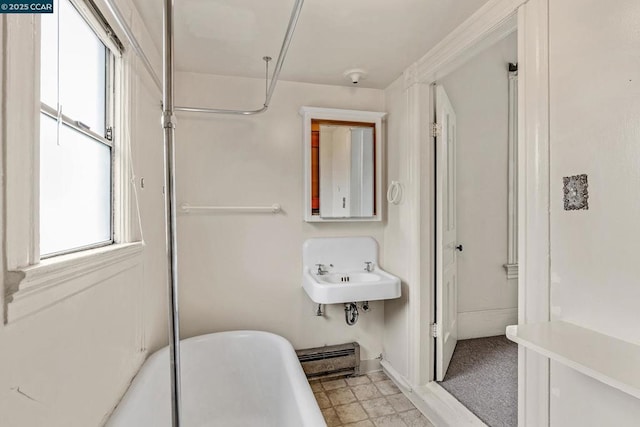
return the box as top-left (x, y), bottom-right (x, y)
top-left (439, 335), bottom-right (517, 427)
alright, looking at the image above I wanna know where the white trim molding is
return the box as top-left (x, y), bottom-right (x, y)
top-left (381, 359), bottom-right (486, 426)
top-left (517, 0), bottom-right (551, 426)
top-left (417, 0), bottom-right (522, 83)
top-left (410, 0), bottom-right (529, 385)
top-left (4, 15), bottom-right (40, 270)
top-left (5, 243), bottom-right (143, 323)
top-left (380, 0), bottom-right (550, 425)
top-left (505, 68), bottom-right (519, 279)
top-left (2, 10), bottom-right (143, 325)
top-left (414, 383), bottom-right (487, 427)
top-left (407, 80), bottom-right (431, 386)
top-left (0, 16), bottom-right (5, 324)
top-left (403, 63), bottom-right (420, 91)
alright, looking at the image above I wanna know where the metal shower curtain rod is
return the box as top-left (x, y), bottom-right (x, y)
top-left (102, 0), bottom-right (303, 116)
top-left (175, 0), bottom-right (305, 115)
top-left (102, 0), bottom-right (162, 89)
top-left (160, 1), bottom-right (304, 426)
top-left (98, 0), bottom-right (304, 425)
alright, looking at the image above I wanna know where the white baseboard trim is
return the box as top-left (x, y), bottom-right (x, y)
top-left (380, 359), bottom-right (413, 391)
top-left (380, 360), bottom-right (486, 427)
top-left (458, 308), bottom-right (517, 340)
top-left (413, 382), bottom-right (487, 427)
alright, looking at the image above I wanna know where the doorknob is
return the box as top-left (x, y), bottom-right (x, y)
top-left (455, 244), bottom-right (463, 252)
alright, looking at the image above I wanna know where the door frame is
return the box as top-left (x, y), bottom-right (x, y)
top-left (395, 0), bottom-right (551, 425)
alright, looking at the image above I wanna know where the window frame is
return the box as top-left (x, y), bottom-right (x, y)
top-left (39, 0), bottom-right (119, 258)
top-left (2, 0), bottom-right (141, 324)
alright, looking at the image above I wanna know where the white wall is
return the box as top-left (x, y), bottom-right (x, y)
top-left (549, 0), bottom-right (640, 424)
top-left (0, 4), bottom-right (168, 426)
top-left (381, 34), bottom-right (519, 380)
top-left (439, 33), bottom-right (518, 340)
top-left (174, 72), bottom-right (387, 365)
top-left (382, 76), bottom-right (411, 379)
top-left (130, 60), bottom-right (170, 355)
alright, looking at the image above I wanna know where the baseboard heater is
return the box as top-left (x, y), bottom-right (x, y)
top-left (296, 342), bottom-right (360, 380)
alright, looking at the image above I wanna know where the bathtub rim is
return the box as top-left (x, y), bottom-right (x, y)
top-left (106, 329), bottom-right (325, 426)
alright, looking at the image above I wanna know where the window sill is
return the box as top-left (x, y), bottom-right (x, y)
top-left (5, 242), bottom-right (144, 324)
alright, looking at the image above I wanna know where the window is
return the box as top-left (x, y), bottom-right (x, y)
top-left (39, 0), bottom-right (117, 257)
top-left (2, 0), bottom-right (142, 323)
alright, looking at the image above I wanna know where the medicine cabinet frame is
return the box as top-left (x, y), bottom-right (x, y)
top-left (300, 106), bottom-right (386, 222)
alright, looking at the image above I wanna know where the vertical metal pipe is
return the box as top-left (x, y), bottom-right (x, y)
top-left (264, 0), bottom-right (304, 107)
top-left (162, 0), bottom-right (181, 424)
top-left (173, 0), bottom-right (304, 115)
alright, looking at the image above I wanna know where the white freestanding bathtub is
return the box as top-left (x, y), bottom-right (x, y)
top-left (107, 331), bottom-right (326, 427)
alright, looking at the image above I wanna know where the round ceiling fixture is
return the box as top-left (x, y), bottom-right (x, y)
top-left (344, 69), bottom-right (367, 85)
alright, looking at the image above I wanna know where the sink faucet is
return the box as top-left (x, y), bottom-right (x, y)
top-left (364, 261), bottom-right (373, 272)
top-left (315, 264), bottom-right (331, 275)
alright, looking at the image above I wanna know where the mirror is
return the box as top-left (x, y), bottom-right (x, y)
top-left (317, 123), bottom-right (374, 218)
top-left (301, 107), bottom-right (386, 222)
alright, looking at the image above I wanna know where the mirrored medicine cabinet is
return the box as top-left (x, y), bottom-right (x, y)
top-left (300, 107), bottom-right (386, 222)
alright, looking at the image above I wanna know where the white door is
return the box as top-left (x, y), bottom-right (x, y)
top-left (435, 85), bottom-right (459, 381)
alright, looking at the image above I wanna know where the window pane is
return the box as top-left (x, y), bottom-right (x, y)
top-left (59, 0), bottom-right (106, 135)
top-left (40, 114), bottom-right (112, 256)
top-left (40, 0), bottom-right (58, 107)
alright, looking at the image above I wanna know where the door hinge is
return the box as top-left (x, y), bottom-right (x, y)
top-left (431, 323), bottom-right (439, 338)
top-left (105, 126), bottom-right (113, 141)
top-left (430, 122), bottom-right (442, 138)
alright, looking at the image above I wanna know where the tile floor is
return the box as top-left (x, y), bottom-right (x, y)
top-left (310, 371), bottom-right (435, 427)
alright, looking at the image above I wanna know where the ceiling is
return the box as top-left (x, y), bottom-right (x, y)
top-left (131, 0), bottom-right (489, 89)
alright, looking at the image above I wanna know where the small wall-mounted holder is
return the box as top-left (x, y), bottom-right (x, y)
top-left (386, 181), bottom-right (403, 205)
top-left (563, 174), bottom-right (589, 210)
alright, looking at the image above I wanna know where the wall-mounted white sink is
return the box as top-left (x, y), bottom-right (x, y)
top-left (302, 237), bottom-right (401, 305)
top-left (303, 268), bottom-right (400, 304)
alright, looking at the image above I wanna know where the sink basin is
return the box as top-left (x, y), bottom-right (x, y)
top-left (302, 268), bottom-right (401, 304)
top-left (301, 236), bottom-right (402, 305)
top-left (317, 272), bottom-right (381, 284)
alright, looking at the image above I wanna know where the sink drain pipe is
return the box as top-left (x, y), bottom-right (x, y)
top-left (345, 303), bottom-right (359, 325)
